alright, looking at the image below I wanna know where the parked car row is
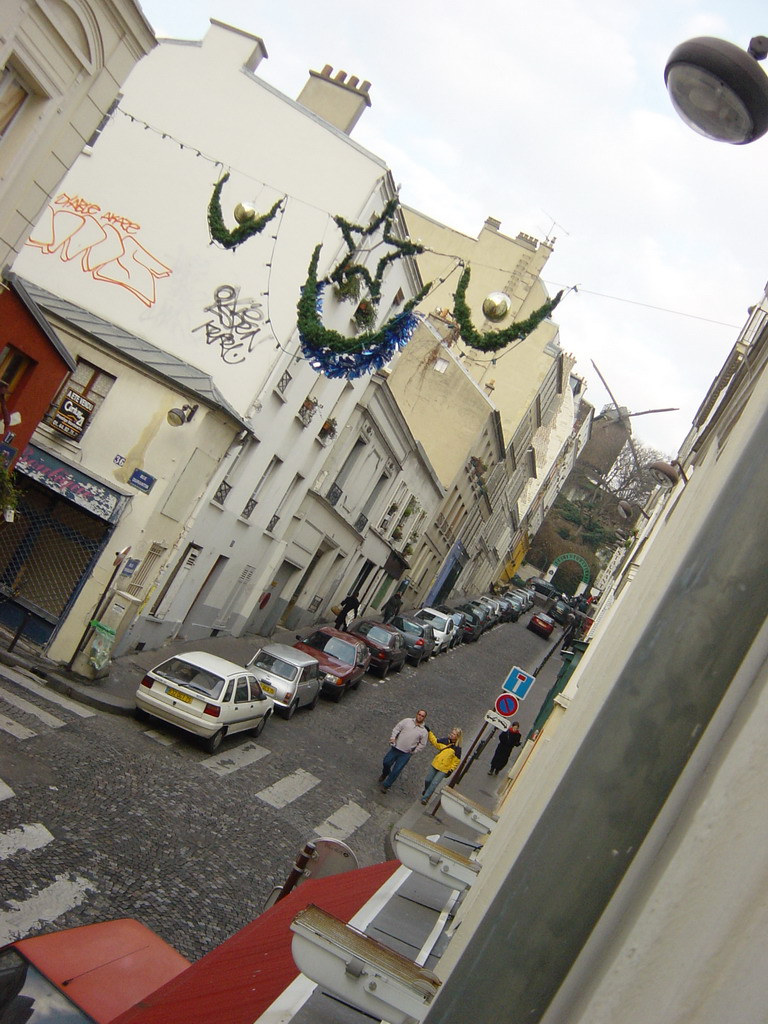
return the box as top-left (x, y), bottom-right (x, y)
top-left (134, 584), bottom-right (552, 752)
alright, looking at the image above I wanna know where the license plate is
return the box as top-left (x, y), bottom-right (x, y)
top-left (166, 686), bottom-right (193, 703)
top-left (260, 683), bottom-right (275, 695)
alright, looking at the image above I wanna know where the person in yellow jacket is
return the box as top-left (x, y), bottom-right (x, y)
top-left (421, 727), bottom-right (463, 804)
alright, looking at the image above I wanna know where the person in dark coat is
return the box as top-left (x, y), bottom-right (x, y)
top-left (488, 721), bottom-right (522, 775)
top-left (381, 591), bottom-right (402, 623)
top-left (335, 592), bottom-right (360, 630)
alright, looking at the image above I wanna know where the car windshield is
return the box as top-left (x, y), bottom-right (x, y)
top-left (418, 611), bottom-right (447, 629)
top-left (0, 950), bottom-right (92, 1022)
top-left (364, 625), bottom-right (392, 645)
top-left (304, 632), bottom-right (356, 665)
top-left (251, 651), bottom-right (297, 681)
top-left (393, 616), bottom-right (422, 636)
top-left (153, 658), bottom-right (225, 698)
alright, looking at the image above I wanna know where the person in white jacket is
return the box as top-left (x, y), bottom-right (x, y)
top-left (379, 710), bottom-right (428, 792)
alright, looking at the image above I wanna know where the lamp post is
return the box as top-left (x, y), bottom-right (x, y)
top-left (665, 35), bottom-right (768, 143)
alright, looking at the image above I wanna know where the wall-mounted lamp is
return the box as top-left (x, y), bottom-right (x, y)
top-left (665, 35), bottom-right (768, 143)
top-left (648, 459), bottom-right (688, 488)
top-left (167, 403), bottom-right (198, 427)
top-left (617, 499), bottom-right (651, 521)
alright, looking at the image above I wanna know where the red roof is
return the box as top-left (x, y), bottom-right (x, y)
top-left (112, 860), bottom-right (400, 1024)
top-left (11, 918), bottom-right (189, 1023)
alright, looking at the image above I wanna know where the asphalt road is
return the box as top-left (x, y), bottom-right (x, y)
top-left (0, 614), bottom-right (561, 960)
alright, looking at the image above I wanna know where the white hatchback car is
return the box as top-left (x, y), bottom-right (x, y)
top-left (135, 651), bottom-right (274, 753)
top-left (247, 643), bottom-right (321, 719)
top-left (414, 607), bottom-right (456, 654)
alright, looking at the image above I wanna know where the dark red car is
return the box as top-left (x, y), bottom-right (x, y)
top-left (347, 619), bottom-right (407, 677)
top-left (294, 626), bottom-right (370, 701)
top-left (527, 611), bottom-right (555, 639)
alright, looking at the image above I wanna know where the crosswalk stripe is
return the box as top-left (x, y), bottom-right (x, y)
top-left (0, 874), bottom-right (96, 945)
top-left (1, 668), bottom-right (95, 718)
top-left (143, 729), bottom-right (177, 746)
top-left (256, 769), bottom-right (320, 808)
top-left (0, 712), bottom-right (35, 740)
top-left (0, 823), bottom-right (54, 859)
top-left (313, 801), bottom-right (370, 841)
top-left (0, 685), bottom-right (66, 728)
top-left (0, 779), bottom-right (14, 802)
top-left (204, 742), bottom-right (269, 776)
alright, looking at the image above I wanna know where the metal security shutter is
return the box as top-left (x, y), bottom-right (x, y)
top-left (0, 480), bottom-right (109, 644)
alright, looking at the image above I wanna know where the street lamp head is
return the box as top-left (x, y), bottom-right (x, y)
top-left (664, 35), bottom-right (768, 144)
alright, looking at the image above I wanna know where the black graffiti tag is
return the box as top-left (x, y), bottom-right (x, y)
top-left (193, 285), bottom-right (265, 364)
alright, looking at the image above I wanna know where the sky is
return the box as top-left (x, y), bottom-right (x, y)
top-left (137, 0), bottom-right (767, 455)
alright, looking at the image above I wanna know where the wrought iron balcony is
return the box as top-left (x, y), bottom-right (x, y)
top-left (354, 512), bottom-right (368, 534)
top-left (327, 482), bottom-right (342, 507)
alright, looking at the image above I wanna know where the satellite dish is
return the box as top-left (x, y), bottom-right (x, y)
top-left (263, 838), bottom-right (359, 910)
top-left (303, 838), bottom-right (359, 880)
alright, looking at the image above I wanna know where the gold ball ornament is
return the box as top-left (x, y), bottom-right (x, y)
top-left (482, 292), bottom-right (511, 321)
top-left (233, 202), bottom-right (257, 224)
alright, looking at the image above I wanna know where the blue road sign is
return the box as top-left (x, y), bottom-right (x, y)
top-left (503, 666), bottom-right (536, 700)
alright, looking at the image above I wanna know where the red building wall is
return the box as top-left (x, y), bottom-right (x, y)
top-left (0, 284), bottom-right (74, 460)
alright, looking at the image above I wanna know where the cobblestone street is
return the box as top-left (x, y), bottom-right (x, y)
top-left (0, 617), bottom-right (559, 959)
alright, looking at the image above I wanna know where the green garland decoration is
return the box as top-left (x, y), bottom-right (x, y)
top-left (299, 245), bottom-right (430, 355)
top-left (453, 265), bottom-right (564, 353)
top-left (326, 198), bottom-right (426, 304)
top-left (207, 172), bottom-right (283, 250)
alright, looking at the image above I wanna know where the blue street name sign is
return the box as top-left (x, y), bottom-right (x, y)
top-left (503, 666), bottom-right (536, 700)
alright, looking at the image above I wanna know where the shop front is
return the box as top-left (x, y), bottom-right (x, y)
top-left (0, 444), bottom-right (130, 646)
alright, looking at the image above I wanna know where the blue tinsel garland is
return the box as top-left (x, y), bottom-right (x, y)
top-left (300, 283), bottom-right (421, 379)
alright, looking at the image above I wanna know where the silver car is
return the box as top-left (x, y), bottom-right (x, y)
top-left (247, 643), bottom-right (321, 719)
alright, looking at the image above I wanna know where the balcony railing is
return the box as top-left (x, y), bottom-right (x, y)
top-left (327, 482), bottom-right (342, 507)
top-left (354, 512), bottom-right (368, 534)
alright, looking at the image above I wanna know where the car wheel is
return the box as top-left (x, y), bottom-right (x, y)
top-left (330, 684), bottom-right (345, 702)
top-left (203, 727), bottom-right (226, 753)
top-left (393, 657), bottom-right (404, 673)
top-left (281, 698), bottom-right (299, 720)
top-left (308, 689), bottom-right (319, 710)
top-left (379, 662), bottom-right (390, 679)
top-left (252, 710), bottom-right (271, 737)
top-left (134, 706), bottom-right (150, 723)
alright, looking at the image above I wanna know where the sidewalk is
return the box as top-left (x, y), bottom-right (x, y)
top-left (0, 624), bottom-right (301, 716)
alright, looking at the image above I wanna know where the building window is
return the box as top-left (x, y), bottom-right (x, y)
top-left (0, 67), bottom-right (29, 139)
top-left (241, 456), bottom-right (281, 519)
top-left (46, 359), bottom-right (116, 441)
top-left (276, 369), bottom-right (292, 395)
top-left (0, 345), bottom-right (33, 393)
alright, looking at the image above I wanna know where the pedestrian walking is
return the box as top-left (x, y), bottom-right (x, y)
top-left (561, 611), bottom-right (578, 650)
top-left (381, 590), bottom-right (402, 623)
top-left (488, 721), bottom-right (522, 775)
top-left (334, 592), bottom-right (360, 630)
top-left (379, 710), bottom-right (429, 792)
top-left (421, 727), bottom-right (463, 804)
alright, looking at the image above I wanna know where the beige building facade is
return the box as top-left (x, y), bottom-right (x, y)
top-left (0, 0), bottom-right (155, 270)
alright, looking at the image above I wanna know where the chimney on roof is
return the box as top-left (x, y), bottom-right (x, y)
top-left (297, 65), bottom-right (372, 134)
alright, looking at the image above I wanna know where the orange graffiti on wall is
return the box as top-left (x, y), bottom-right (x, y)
top-left (26, 193), bottom-right (172, 307)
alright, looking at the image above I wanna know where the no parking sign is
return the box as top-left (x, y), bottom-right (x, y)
top-left (494, 692), bottom-right (520, 717)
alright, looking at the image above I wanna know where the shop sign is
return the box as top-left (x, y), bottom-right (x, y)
top-left (51, 388), bottom-right (95, 439)
top-left (16, 444), bottom-right (126, 523)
